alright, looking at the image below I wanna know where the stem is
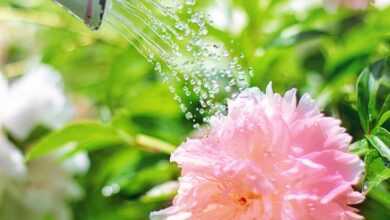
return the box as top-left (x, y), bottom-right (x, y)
top-left (135, 134), bottom-right (176, 154)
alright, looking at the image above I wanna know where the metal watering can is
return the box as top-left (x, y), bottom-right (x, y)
top-left (54, 0), bottom-right (107, 30)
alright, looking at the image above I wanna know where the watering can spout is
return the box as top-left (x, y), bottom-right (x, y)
top-left (54, 0), bottom-right (107, 30)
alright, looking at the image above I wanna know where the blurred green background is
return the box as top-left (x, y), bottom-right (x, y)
top-left (0, 0), bottom-right (389, 219)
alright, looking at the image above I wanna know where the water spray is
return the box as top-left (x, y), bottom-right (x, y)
top-left (54, 0), bottom-right (107, 30)
top-left (52, 0), bottom-right (250, 125)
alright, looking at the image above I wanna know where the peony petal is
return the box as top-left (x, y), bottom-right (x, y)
top-left (152, 85), bottom-right (364, 220)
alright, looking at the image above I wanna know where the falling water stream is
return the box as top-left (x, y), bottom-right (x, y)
top-left (102, 0), bottom-right (251, 126)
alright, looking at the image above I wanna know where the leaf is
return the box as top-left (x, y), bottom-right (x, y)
top-left (121, 161), bottom-right (178, 195)
top-left (367, 184), bottom-right (390, 210)
top-left (380, 95), bottom-right (390, 116)
top-left (368, 128), bottom-right (390, 161)
top-left (269, 30), bottom-right (329, 48)
top-left (357, 68), bottom-right (376, 133)
top-left (359, 194), bottom-right (390, 220)
top-left (356, 59), bottom-right (390, 133)
top-left (377, 111), bottom-right (390, 130)
top-left (375, 95), bottom-right (390, 129)
top-left (141, 181), bottom-right (178, 203)
top-left (27, 121), bottom-right (123, 161)
top-left (349, 139), bottom-right (370, 156)
top-left (364, 149), bottom-right (390, 193)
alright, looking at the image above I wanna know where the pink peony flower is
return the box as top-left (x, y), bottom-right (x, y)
top-left (151, 84), bottom-right (365, 220)
top-left (324, 0), bottom-right (371, 10)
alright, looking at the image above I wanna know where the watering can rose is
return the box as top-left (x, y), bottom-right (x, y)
top-left (151, 84), bottom-right (365, 220)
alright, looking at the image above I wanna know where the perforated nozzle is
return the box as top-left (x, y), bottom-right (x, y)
top-left (54, 0), bottom-right (107, 30)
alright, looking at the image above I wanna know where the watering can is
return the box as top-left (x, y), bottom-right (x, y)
top-left (54, 0), bottom-right (107, 30)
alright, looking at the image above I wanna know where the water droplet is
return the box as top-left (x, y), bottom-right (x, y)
top-left (107, 0), bottom-right (251, 127)
top-left (102, 183), bottom-right (120, 197)
top-left (185, 112), bottom-right (193, 120)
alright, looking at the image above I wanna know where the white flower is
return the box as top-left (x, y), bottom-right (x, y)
top-left (0, 134), bottom-right (26, 201)
top-left (0, 136), bottom-right (25, 179)
top-left (0, 64), bottom-right (73, 140)
top-left (0, 65), bottom-right (89, 220)
top-left (0, 74), bottom-right (26, 200)
top-left (0, 157), bottom-right (83, 220)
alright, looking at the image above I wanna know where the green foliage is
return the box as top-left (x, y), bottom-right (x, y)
top-left (364, 149), bottom-right (390, 192)
top-left (349, 139), bottom-right (370, 156)
top-left (353, 59), bottom-right (390, 195)
top-left (27, 122), bottom-right (123, 161)
top-left (356, 59), bottom-right (389, 133)
top-left (377, 102), bottom-right (390, 128)
top-left (368, 127), bottom-right (390, 161)
top-left (27, 121), bottom-right (176, 162)
top-left (352, 59), bottom-right (390, 218)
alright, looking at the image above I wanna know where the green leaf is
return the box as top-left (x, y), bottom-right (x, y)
top-left (356, 59), bottom-right (390, 133)
top-left (26, 121), bottom-right (123, 161)
top-left (377, 111), bottom-right (390, 130)
top-left (357, 68), bottom-right (376, 133)
top-left (269, 29), bottom-right (329, 48)
top-left (380, 95), bottom-right (390, 115)
top-left (141, 181), bottom-right (178, 203)
top-left (368, 128), bottom-right (390, 161)
top-left (121, 161), bottom-right (178, 195)
top-left (367, 184), bottom-right (390, 210)
top-left (375, 95), bottom-right (390, 129)
top-left (364, 149), bottom-right (390, 192)
top-left (360, 192), bottom-right (390, 220)
top-left (349, 139), bottom-right (370, 156)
